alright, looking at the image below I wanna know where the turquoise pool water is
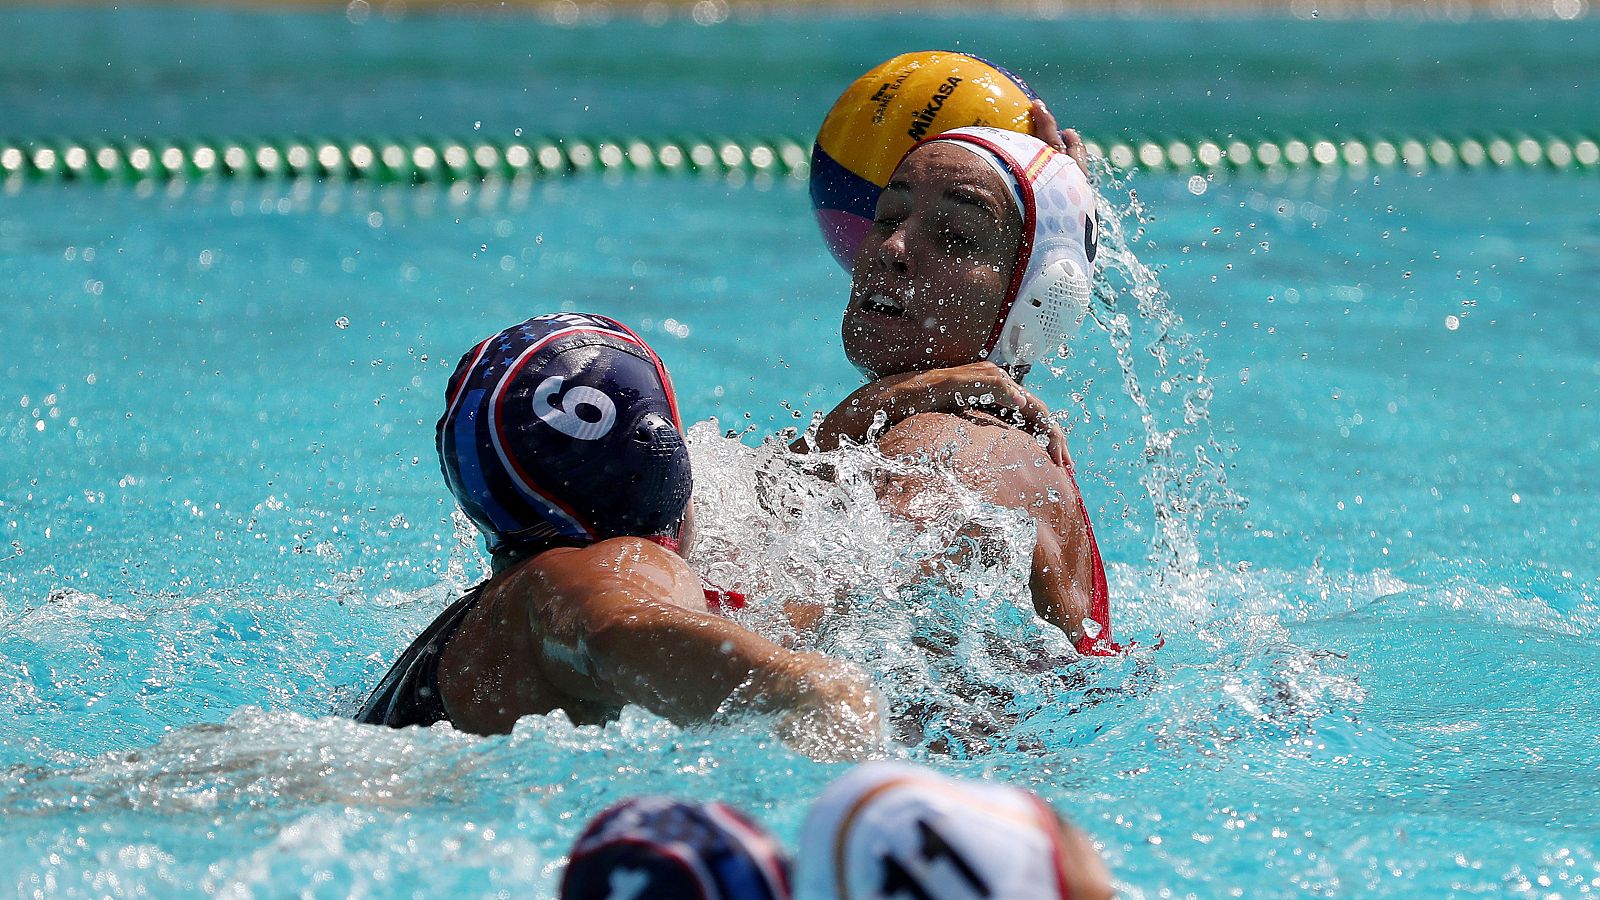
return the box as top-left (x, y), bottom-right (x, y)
top-left (3, 8), bottom-right (1599, 898)
top-left (4, 8), bottom-right (1598, 139)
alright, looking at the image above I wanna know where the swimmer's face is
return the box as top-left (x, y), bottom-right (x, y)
top-left (843, 142), bottom-right (1024, 379)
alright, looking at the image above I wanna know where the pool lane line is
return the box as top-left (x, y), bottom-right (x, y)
top-left (0, 136), bottom-right (812, 185)
top-left (2, 133), bottom-right (1596, 184)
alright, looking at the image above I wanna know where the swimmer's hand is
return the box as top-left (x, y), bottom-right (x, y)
top-left (1030, 99), bottom-right (1091, 181)
top-left (748, 652), bottom-right (883, 762)
top-left (799, 362), bottom-right (1070, 468)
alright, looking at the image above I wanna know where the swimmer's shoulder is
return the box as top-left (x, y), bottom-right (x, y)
top-left (491, 537), bottom-right (700, 612)
top-left (439, 537), bottom-right (699, 730)
top-left (878, 410), bottom-right (1051, 466)
top-left (877, 411), bottom-right (1074, 505)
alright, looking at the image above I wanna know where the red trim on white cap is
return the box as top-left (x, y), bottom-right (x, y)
top-left (1025, 790), bottom-right (1075, 900)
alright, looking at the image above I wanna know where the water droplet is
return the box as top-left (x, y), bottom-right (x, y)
top-left (335, 317), bottom-right (350, 329)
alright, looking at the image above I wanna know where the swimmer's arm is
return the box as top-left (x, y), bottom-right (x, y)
top-left (796, 362), bottom-right (1067, 465)
top-left (529, 542), bottom-right (880, 755)
top-left (876, 413), bottom-right (1095, 644)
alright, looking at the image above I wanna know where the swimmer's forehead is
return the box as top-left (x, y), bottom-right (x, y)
top-left (883, 144), bottom-right (1011, 221)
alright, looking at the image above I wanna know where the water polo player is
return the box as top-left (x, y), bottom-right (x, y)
top-left (556, 761), bottom-right (1114, 900)
top-left (803, 122), bottom-right (1118, 657)
top-left (357, 313), bottom-right (880, 759)
top-left (796, 761), bottom-right (1114, 900)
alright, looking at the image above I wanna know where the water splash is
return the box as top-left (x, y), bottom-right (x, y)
top-left (1046, 156), bottom-right (1247, 579)
top-left (688, 424), bottom-right (1162, 756)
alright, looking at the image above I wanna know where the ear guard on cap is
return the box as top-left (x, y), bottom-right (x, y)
top-left (988, 250), bottom-right (1093, 370)
top-left (921, 126), bottom-right (1099, 373)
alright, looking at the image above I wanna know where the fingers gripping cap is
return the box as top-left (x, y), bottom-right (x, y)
top-left (437, 313), bottom-right (692, 555)
top-left (796, 762), bottom-right (1073, 900)
top-left (923, 126), bottom-right (1099, 370)
top-left (561, 797), bottom-right (793, 900)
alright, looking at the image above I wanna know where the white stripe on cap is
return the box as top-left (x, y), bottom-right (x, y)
top-left (484, 325), bottom-right (617, 539)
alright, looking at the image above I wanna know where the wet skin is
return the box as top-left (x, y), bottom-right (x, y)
top-left (829, 139), bottom-right (1102, 647)
top-left (843, 141), bottom-right (1026, 380)
top-left (434, 522), bottom-right (881, 760)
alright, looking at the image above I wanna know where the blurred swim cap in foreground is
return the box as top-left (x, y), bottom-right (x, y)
top-left (561, 796), bottom-right (792, 900)
top-left (797, 761), bottom-right (1114, 900)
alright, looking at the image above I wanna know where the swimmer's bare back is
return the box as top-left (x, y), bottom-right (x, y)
top-left (436, 538), bottom-right (881, 758)
top-left (437, 539), bottom-right (697, 733)
top-left (874, 410), bottom-right (1098, 647)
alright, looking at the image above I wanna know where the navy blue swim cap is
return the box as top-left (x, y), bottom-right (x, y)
top-left (437, 313), bottom-right (691, 555)
top-left (561, 797), bottom-right (792, 900)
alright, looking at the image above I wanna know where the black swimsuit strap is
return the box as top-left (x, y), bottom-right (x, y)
top-left (354, 584), bottom-right (484, 729)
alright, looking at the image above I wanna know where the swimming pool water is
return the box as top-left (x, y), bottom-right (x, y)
top-left (3, 8), bottom-right (1599, 898)
top-left (4, 8), bottom-right (1599, 139)
top-left (5, 158), bottom-right (1596, 898)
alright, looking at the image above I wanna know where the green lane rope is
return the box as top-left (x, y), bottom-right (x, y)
top-left (2, 132), bottom-right (1596, 185)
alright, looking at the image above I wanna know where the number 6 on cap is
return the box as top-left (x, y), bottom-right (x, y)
top-left (533, 376), bottom-right (617, 441)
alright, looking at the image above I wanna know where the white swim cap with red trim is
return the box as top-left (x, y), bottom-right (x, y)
top-left (795, 761), bottom-right (1075, 900)
top-left (923, 126), bottom-right (1099, 371)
